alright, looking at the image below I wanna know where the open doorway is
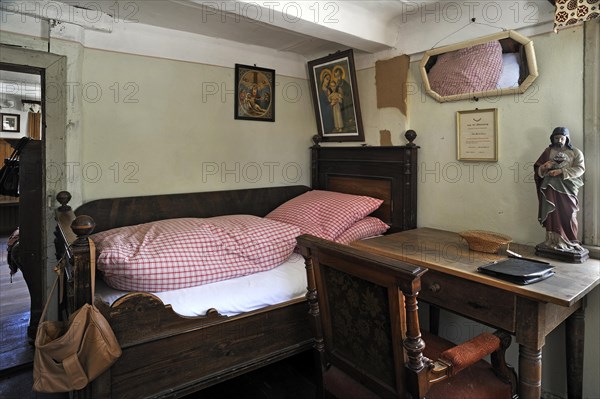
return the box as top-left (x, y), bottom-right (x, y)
top-left (0, 67), bottom-right (44, 372)
top-left (0, 44), bottom-right (67, 376)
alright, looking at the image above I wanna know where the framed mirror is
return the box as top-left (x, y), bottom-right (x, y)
top-left (420, 30), bottom-right (538, 103)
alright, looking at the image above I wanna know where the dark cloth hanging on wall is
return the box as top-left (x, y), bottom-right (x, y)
top-left (0, 137), bottom-right (30, 197)
top-left (27, 112), bottom-right (41, 140)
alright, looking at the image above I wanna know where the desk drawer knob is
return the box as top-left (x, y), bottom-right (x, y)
top-left (429, 283), bottom-right (441, 293)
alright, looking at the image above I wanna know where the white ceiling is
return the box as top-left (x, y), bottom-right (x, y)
top-left (0, 70), bottom-right (42, 103)
top-left (58, 0), bottom-right (556, 58)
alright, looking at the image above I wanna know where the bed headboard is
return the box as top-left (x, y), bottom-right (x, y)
top-left (311, 145), bottom-right (418, 233)
top-left (65, 146), bottom-right (417, 235)
top-left (75, 185), bottom-right (310, 234)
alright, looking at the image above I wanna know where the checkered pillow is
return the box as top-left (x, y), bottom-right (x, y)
top-left (265, 190), bottom-right (383, 240)
top-left (334, 217), bottom-right (390, 245)
top-left (91, 215), bottom-right (301, 292)
top-left (428, 41), bottom-right (503, 96)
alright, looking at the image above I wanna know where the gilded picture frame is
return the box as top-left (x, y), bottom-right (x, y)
top-left (457, 108), bottom-right (498, 162)
top-left (234, 64), bottom-right (275, 122)
top-left (307, 49), bottom-right (364, 142)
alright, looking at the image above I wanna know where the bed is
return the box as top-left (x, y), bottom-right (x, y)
top-left (54, 145), bottom-right (418, 398)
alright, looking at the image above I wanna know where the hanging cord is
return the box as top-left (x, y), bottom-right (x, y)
top-left (429, 18), bottom-right (507, 50)
top-left (47, 19), bottom-right (53, 52)
top-left (47, 19), bottom-right (60, 52)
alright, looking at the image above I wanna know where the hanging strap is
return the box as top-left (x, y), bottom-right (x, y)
top-left (38, 237), bottom-right (98, 324)
top-left (38, 258), bottom-right (65, 324)
top-left (89, 238), bottom-right (96, 300)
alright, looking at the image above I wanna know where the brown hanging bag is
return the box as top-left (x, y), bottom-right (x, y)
top-left (33, 239), bottom-right (122, 393)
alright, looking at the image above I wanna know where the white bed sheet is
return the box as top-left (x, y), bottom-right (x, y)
top-left (497, 52), bottom-right (521, 89)
top-left (95, 252), bottom-right (307, 317)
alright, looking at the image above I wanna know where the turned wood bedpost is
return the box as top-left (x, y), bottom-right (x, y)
top-left (54, 191), bottom-right (75, 260)
top-left (70, 215), bottom-right (96, 310)
top-left (55, 191), bottom-right (97, 312)
top-left (55, 191), bottom-right (96, 313)
top-left (299, 242), bottom-right (326, 399)
top-left (70, 209), bottom-right (100, 399)
top-left (55, 191), bottom-right (77, 314)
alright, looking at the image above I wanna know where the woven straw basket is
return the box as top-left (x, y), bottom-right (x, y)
top-left (459, 230), bottom-right (512, 254)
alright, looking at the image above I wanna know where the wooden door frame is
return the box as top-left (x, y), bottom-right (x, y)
top-left (1, 45), bottom-right (67, 323)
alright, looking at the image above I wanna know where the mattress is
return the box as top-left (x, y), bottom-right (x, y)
top-left (95, 252), bottom-right (307, 317)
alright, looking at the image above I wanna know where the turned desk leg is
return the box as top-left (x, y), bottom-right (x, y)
top-left (566, 306), bottom-right (585, 399)
top-left (519, 345), bottom-right (542, 399)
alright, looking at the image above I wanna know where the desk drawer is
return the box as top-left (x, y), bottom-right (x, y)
top-left (420, 270), bottom-right (516, 332)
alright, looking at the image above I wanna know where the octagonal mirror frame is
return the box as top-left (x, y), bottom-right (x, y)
top-left (419, 30), bottom-right (538, 103)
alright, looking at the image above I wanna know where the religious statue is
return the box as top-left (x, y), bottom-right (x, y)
top-left (534, 127), bottom-right (588, 262)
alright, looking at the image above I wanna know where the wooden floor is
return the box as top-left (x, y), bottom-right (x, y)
top-left (0, 235), bottom-right (34, 374)
top-left (0, 346), bottom-right (317, 398)
top-left (0, 237), bottom-right (317, 398)
top-left (194, 351), bottom-right (317, 399)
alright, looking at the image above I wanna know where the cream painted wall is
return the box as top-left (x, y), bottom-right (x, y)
top-left (407, 28), bottom-right (585, 246)
top-left (80, 49), bottom-right (316, 202)
top-left (409, 27), bottom-right (600, 399)
top-left (355, 26), bottom-right (599, 399)
top-left (397, 27), bottom-right (598, 398)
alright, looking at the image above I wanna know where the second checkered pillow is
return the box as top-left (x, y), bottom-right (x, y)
top-left (265, 190), bottom-right (383, 240)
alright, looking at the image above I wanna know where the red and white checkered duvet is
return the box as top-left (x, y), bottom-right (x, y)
top-left (428, 41), bottom-right (503, 96)
top-left (91, 215), bottom-right (301, 292)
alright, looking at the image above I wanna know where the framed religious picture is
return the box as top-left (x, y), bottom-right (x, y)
top-left (457, 108), bottom-right (498, 162)
top-left (234, 64), bottom-right (275, 122)
top-left (1, 113), bottom-right (20, 132)
top-left (307, 49), bottom-right (364, 142)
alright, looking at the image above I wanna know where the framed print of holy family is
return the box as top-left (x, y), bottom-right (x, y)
top-left (307, 49), bottom-right (364, 142)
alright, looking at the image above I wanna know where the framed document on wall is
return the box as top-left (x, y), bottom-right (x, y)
top-left (457, 108), bottom-right (498, 162)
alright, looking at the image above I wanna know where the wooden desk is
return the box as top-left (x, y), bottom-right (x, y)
top-left (353, 228), bottom-right (600, 399)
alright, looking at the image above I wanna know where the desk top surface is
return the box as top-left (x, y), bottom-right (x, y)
top-left (352, 228), bottom-right (599, 307)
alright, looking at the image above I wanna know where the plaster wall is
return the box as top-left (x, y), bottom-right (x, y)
top-left (357, 27), bottom-right (600, 398)
top-left (407, 28), bottom-right (584, 246)
top-left (402, 27), bottom-right (598, 398)
top-left (80, 49), bottom-right (315, 201)
top-left (353, 25), bottom-right (598, 399)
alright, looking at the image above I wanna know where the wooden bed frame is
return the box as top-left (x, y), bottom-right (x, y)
top-left (54, 145), bottom-right (418, 398)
